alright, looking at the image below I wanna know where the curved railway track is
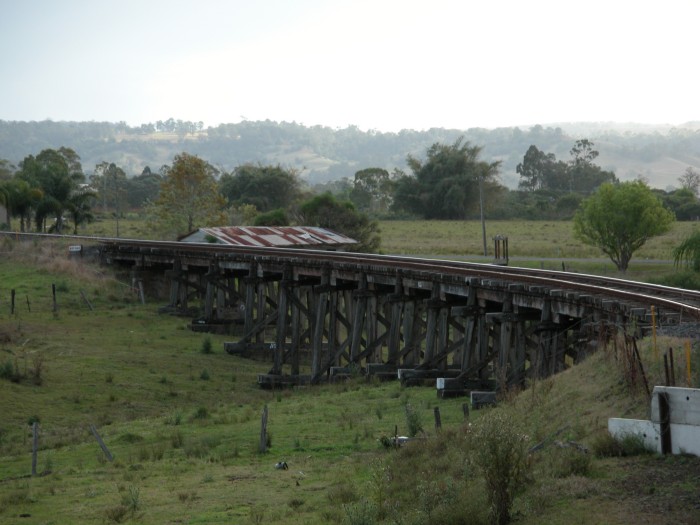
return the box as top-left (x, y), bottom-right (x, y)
top-left (4, 231), bottom-right (700, 321)
top-left (99, 237), bottom-right (700, 321)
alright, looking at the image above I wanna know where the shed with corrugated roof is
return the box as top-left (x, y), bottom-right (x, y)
top-left (178, 226), bottom-right (357, 250)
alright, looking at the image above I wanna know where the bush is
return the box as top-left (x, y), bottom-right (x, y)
top-left (591, 431), bottom-right (654, 458)
top-left (200, 336), bottom-right (213, 354)
top-left (649, 270), bottom-right (700, 291)
top-left (193, 406), bottom-right (209, 420)
top-left (471, 412), bottom-right (531, 525)
top-left (404, 403), bottom-right (423, 437)
top-left (104, 504), bottom-right (129, 523)
top-left (0, 359), bottom-right (17, 381)
top-left (539, 446), bottom-right (592, 478)
top-left (342, 498), bottom-right (377, 525)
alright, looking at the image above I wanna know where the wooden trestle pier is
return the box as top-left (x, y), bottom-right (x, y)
top-left (99, 240), bottom-right (664, 390)
top-left (96, 238), bottom-right (696, 393)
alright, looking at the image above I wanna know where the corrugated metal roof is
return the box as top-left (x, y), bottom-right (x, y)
top-left (179, 226), bottom-right (357, 248)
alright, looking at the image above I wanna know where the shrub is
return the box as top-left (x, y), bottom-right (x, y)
top-left (194, 406), bottom-right (209, 420)
top-left (591, 431), bottom-right (654, 458)
top-left (404, 403), bottom-right (423, 437)
top-left (104, 504), bottom-right (129, 523)
top-left (201, 336), bottom-right (213, 354)
top-left (342, 498), bottom-right (377, 525)
top-left (0, 359), bottom-right (13, 379)
top-left (540, 446), bottom-right (592, 478)
top-left (121, 485), bottom-right (140, 512)
top-left (470, 411), bottom-right (531, 525)
top-left (200, 369), bottom-right (210, 381)
top-left (171, 430), bottom-right (184, 448)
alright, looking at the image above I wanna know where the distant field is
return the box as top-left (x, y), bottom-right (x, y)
top-left (377, 219), bottom-right (700, 280)
top-left (80, 217), bottom-right (700, 281)
top-left (377, 219), bottom-right (698, 260)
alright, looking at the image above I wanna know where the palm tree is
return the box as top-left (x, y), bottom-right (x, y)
top-left (66, 187), bottom-right (97, 234)
top-left (5, 179), bottom-right (43, 232)
top-left (18, 148), bottom-right (85, 233)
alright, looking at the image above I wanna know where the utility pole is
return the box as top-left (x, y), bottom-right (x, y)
top-left (478, 173), bottom-right (487, 256)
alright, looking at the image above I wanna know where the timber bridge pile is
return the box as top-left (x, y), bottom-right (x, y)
top-left (92, 238), bottom-right (700, 390)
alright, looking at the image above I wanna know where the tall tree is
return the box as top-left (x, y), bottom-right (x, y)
top-left (0, 159), bottom-right (15, 181)
top-left (3, 179), bottom-right (42, 232)
top-left (65, 187), bottom-right (97, 234)
top-left (219, 164), bottom-right (301, 213)
top-left (516, 145), bottom-right (568, 191)
top-left (298, 192), bottom-right (380, 252)
top-left (567, 139), bottom-right (616, 193)
top-left (17, 148), bottom-right (86, 233)
top-left (678, 167), bottom-right (700, 195)
top-left (350, 168), bottom-right (395, 213)
top-left (149, 152), bottom-right (226, 238)
top-left (392, 137), bottom-right (501, 219)
top-left (91, 162), bottom-right (128, 236)
top-left (573, 181), bottom-right (674, 272)
top-left (126, 170), bottom-right (162, 209)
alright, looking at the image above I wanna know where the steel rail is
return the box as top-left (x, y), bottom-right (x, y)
top-left (97, 237), bottom-right (700, 321)
top-left (4, 232), bottom-right (700, 320)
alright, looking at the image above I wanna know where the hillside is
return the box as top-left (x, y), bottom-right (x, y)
top-left (1, 120), bottom-right (699, 189)
top-left (1, 236), bottom-right (699, 524)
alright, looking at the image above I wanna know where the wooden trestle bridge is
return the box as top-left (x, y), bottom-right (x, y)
top-left (95, 238), bottom-right (700, 391)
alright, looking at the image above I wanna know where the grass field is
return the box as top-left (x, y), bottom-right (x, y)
top-left (2, 226), bottom-right (698, 523)
top-left (377, 219), bottom-right (698, 261)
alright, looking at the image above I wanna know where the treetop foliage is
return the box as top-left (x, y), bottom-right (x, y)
top-left (392, 137), bottom-right (500, 220)
top-left (573, 180), bottom-right (675, 271)
top-left (148, 152), bottom-right (226, 237)
top-left (516, 140), bottom-right (616, 194)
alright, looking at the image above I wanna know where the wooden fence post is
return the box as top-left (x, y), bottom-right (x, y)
top-left (80, 290), bottom-right (94, 311)
top-left (89, 424), bottom-right (114, 462)
top-left (52, 283), bottom-right (57, 313)
top-left (259, 405), bottom-right (269, 454)
top-left (11, 289), bottom-right (15, 315)
top-left (138, 281), bottom-right (145, 305)
top-left (31, 422), bottom-right (38, 476)
top-left (433, 407), bottom-right (442, 430)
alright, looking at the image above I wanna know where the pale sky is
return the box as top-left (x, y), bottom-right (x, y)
top-left (1, 0), bottom-right (698, 132)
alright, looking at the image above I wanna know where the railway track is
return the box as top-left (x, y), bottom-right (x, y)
top-left (5, 232), bottom-right (700, 321)
top-left (99, 237), bottom-right (700, 321)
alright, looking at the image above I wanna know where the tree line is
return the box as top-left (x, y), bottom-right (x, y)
top-left (1, 138), bottom-right (698, 268)
top-left (2, 119), bottom-right (699, 189)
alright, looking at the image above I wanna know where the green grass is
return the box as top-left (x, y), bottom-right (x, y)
top-left (378, 219), bottom-right (700, 261)
top-left (1, 233), bottom-right (699, 524)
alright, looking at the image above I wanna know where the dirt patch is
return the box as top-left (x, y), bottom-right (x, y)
top-left (609, 454), bottom-right (700, 524)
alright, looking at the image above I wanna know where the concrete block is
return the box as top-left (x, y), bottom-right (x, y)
top-left (608, 418), bottom-right (660, 453)
top-left (471, 391), bottom-right (496, 409)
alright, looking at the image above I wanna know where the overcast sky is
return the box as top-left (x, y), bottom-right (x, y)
top-left (1, 0), bottom-right (698, 132)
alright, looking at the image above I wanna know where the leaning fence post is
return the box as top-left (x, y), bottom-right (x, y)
top-left (89, 424), bottom-right (114, 462)
top-left (433, 407), bottom-right (442, 430)
top-left (80, 290), bottom-right (94, 311)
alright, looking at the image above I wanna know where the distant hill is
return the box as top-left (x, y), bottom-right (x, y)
top-left (1, 119), bottom-right (699, 189)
